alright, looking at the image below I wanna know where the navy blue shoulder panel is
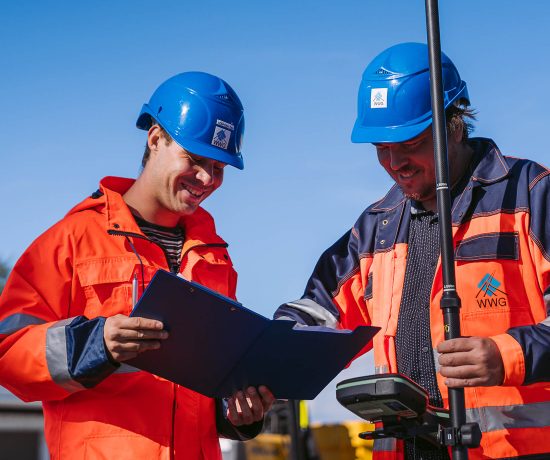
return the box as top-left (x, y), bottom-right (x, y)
top-left (302, 194), bottom-right (408, 314)
top-left (527, 166), bottom-right (550, 262)
top-left (472, 153), bottom-right (550, 262)
top-left (302, 229), bottom-right (358, 318)
top-left (463, 141), bottom-right (550, 224)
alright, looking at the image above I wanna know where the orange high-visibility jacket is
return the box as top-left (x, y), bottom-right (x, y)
top-left (0, 177), bottom-right (245, 459)
top-left (276, 139), bottom-right (550, 459)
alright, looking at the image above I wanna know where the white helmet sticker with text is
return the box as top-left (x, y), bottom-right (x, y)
top-left (371, 88), bottom-right (388, 109)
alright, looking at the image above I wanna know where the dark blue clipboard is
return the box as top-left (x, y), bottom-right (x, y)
top-left (127, 270), bottom-right (379, 400)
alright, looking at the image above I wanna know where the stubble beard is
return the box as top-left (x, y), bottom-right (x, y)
top-left (404, 192), bottom-right (422, 201)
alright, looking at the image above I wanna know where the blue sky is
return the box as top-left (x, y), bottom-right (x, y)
top-left (1, 0), bottom-right (549, 423)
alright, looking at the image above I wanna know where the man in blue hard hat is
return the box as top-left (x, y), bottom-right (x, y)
top-left (0, 72), bottom-right (274, 459)
top-left (275, 43), bottom-right (550, 459)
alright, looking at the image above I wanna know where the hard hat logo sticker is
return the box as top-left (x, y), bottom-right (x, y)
top-left (212, 126), bottom-right (231, 150)
top-left (371, 88), bottom-right (388, 109)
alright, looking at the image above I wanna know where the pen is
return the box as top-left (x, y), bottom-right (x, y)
top-left (132, 273), bottom-right (138, 308)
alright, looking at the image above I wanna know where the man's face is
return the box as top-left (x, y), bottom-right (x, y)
top-left (148, 132), bottom-right (226, 218)
top-left (375, 128), bottom-right (439, 205)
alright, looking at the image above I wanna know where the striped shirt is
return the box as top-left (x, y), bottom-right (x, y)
top-left (133, 215), bottom-right (184, 273)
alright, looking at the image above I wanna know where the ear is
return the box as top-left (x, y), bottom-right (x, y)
top-left (147, 125), bottom-right (163, 153)
top-left (449, 118), bottom-right (464, 145)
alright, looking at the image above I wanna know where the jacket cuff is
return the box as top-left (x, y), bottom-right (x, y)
top-left (66, 316), bottom-right (120, 388)
top-left (231, 420), bottom-right (264, 440)
top-left (490, 333), bottom-right (525, 386)
top-left (215, 398), bottom-right (264, 440)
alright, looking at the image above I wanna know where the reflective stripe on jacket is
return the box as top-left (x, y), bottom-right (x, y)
top-left (0, 176), bottom-right (239, 459)
top-left (276, 139), bottom-right (550, 459)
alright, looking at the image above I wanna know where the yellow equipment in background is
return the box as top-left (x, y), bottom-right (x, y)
top-left (309, 421), bottom-right (374, 460)
top-left (243, 420), bottom-right (374, 460)
top-left (242, 400), bottom-right (374, 460)
top-left (243, 433), bottom-right (290, 460)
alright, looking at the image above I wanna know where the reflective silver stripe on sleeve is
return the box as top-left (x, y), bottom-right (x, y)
top-left (542, 316), bottom-right (550, 327)
top-left (544, 286), bottom-right (550, 316)
top-left (467, 401), bottom-right (550, 433)
top-left (283, 299), bottom-right (339, 328)
top-left (0, 313), bottom-right (47, 335)
top-left (275, 315), bottom-right (315, 331)
top-left (373, 437), bottom-right (396, 452)
top-left (114, 364), bottom-right (141, 374)
top-left (375, 365), bottom-right (389, 374)
top-left (274, 315), bottom-right (299, 323)
top-left (45, 318), bottom-right (86, 393)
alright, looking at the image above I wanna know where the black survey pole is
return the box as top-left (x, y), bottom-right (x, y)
top-left (288, 400), bottom-right (307, 460)
top-left (424, 1), bottom-right (468, 459)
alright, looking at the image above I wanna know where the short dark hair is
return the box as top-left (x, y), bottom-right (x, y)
top-left (446, 103), bottom-right (477, 142)
top-left (141, 121), bottom-right (173, 169)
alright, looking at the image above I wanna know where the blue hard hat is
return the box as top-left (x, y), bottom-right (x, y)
top-left (137, 72), bottom-right (245, 169)
top-left (351, 42), bottom-right (469, 144)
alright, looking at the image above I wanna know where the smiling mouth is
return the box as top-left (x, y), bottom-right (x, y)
top-left (180, 183), bottom-right (206, 198)
top-left (397, 169), bottom-right (418, 180)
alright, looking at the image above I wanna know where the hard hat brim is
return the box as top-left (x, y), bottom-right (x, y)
top-left (174, 137), bottom-right (244, 170)
top-left (351, 117), bottom-right (433, 144)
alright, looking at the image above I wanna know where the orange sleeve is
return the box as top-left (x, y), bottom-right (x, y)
top-left (0, 224), bottom-right (83, 402)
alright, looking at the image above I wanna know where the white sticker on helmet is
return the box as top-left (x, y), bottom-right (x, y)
top-left (216, 119), bottom-right (235, 131)
top-left (212, 126), bottom-right (231, 150)
top-left (371, 88), bottom-right (388, 109)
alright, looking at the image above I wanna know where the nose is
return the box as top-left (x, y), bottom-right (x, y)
top-left (195, 162), bottom-right (215, 187)
top-left (387, 145), bottom-right (408, 171)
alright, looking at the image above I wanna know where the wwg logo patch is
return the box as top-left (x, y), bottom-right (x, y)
top-left (211, 119), bottom-right (234, 150)
top-left (370, 88), bottom-right (388, 109)
top-left (211, 126), bottom-right (231, 150)
top-left (476, 273), bottom-right (508, 308)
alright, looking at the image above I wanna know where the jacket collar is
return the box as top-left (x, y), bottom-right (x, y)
top-left (368, 137), bottom-right (509, 213)
top-left (369, 184), bottom-right (406, 213)
top-left (67, 176), bottom-right (227, 246)
top-left (467, 137), bottom-right (510, 185)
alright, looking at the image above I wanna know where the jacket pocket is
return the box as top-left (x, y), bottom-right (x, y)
top-left (75, 257), bottom-right (156, 317)
top-left (454, 233), bottom-right (533, 335)
top-left (83, 434), bottom-right (169, 460)
top-left (182, 247), bottom-right (237, 299)
top-left (455, 232), bottom-right (519, 261)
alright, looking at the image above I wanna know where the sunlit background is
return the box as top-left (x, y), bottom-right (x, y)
top-left (1, 0), bottom-right (549, 423)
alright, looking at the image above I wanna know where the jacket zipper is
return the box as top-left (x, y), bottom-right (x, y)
top-left (108, 229), bottom-right (174, 272)
top-left (171, 383), bottom-right (177, 460)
